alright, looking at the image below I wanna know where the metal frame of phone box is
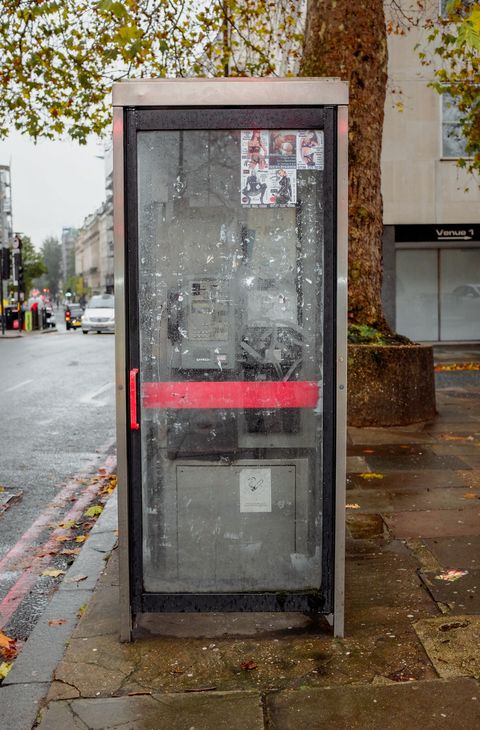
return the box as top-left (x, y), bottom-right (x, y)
top-left (113, 78), bottom-right (348, 640)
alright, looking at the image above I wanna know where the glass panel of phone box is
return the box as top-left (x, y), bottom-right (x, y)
top-left (137, 128), bottom-right (325, 594)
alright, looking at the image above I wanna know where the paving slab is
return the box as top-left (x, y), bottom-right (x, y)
top-left (414, 615), bottom-right (480, 679)
top-left (430, 441), bottom-right (480, 456)
top-left (38, 690), bottom-right (264, 730)
top-left (345, 541), bottom-right (436, 614)
top-left (347, 444), bottom-right (434, 457)
top-left (347, 469), bottom-right (471, 491)
top-left (384, 507), bottom-right (480, 539)
top-left (347, 427), bottom-right (439, 445)
top-left (363, 452), bottom-right (471, 471)
top-left (267, 678), bottom-right (480, 729)
top-left (419, 568), bottom-right (480, 614)
top-left (423, 536), bottom-right (480, 571)
top-left (0, 682), bottom-right (50, 730)
top-left (346, 486), bottom-right (476, 513)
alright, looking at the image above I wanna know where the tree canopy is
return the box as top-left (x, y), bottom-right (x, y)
top-left (40, 235), bottom-right (62, 297)
top-left (423, 0), bottom-right (480, 172)
top-left (0, 0), bottom-right (302, 142)
top-left (20, 235), bottom-right (47, 295)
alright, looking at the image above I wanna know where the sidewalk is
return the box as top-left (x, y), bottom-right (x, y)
top-left (3, 347), bottom-right (480, 728)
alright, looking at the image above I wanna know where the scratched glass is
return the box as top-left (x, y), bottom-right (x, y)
top-left (137, 130), bottom-right (325, 592)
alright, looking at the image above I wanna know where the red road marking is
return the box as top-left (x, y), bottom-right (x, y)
top-left (0, 451), bottom-right (116, 629)
top-left (142, 380), bottom-right (320, 410)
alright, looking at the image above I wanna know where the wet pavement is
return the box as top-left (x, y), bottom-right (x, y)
top-left (3, 345), bottom-right (480, 728)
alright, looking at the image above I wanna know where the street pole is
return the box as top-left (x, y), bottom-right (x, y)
top-left (0, 248), bottom-right (5, 336)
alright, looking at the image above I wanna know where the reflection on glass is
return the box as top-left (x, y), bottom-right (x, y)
top-left (137, 130), bottom-right (325, 593)
top-left (440, 249), bottom-right (480, 341)
top-left (396, 249), bottom-right (438, 341)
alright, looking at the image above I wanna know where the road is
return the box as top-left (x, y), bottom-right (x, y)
top-left (0, 313), bottom-right (115, 638)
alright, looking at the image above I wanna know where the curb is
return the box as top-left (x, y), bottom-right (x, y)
top-left (0, 490), bottom-right (118, 730)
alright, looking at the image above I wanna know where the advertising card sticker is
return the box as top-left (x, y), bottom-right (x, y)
top-left (240, 129), bottom-right (323, 207)
top-left (240, 468), bottom-right (272, 513)
top-left (297, 130), bottom-right (324, 170)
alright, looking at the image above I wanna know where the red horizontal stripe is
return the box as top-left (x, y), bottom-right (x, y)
top-left (142, 381), bottom-right (319, 410)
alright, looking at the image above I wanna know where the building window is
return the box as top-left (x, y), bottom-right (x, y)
top-left (442, 94), bottom-right (468, 158)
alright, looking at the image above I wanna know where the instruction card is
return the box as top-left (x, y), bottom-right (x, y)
top-left (241, 129), bottom-right (323, 208)
top-left (239, 468), bottom-right (272, 513)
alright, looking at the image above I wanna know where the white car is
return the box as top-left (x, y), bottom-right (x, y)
top-left (82, 294), bottom-right (115, 334)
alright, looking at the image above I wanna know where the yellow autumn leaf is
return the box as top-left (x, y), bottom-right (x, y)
top-left (75, 535), bottom-right (88, 544)
top-left (84, 505), bottom-right (103, 518)
top-left (0, 662), bottom-right (12, 679)
top-left (57, 520), bottom-right (77, 529)
top-left (41, 569), bottom-right (65, 578)
top-left (358, 473), bottom-right (384, 480)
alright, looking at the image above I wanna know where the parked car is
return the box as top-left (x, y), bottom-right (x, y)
top-left (65, 303), bottom-right (84, 330)
top-left (82, 294), bottom-right (115, 334)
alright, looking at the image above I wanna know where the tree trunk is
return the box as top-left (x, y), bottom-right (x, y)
top-left (301, 0), bottom-right (388, 328)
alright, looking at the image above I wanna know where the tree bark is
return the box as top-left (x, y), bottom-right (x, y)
top-left (301, 0), bottom-right (388, 328)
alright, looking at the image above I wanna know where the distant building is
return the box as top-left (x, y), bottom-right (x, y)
top-left (103, 141), bottom-right (114, 293)
top-left (60, 226), bottom-right (78, 286)
top-left (0, 165), bottom-right (12, 249)
top-left (75, 203), bottom-right (112, 295)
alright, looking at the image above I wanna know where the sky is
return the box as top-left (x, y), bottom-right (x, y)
top-left (0, 131), bottom-right (107, 249)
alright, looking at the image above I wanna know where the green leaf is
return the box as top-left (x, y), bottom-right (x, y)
top-left (97, 0), bottom-right (128, 18)
top-left (84, 505), bottom-right (103, 518)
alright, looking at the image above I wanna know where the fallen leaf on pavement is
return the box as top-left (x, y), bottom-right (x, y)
top-left (84, 505), bottom-right (103, 518)
top-left (435, 363), bottom-right (480, 372)
top-left (54, 535), bottom-right (71, 543)
top-left (0, 631), bottom-right (17, 661)
top-left (435, 569), bottom-right (468, 582)
top-left (48, 619), bottom-right (66, 626)
top-left (61, 548), bottom-right (81, 555)
top-left (240, 660), bottom-right (257, 671)
top-left (57, 520), bottom-right (77, 529)
top-left (358, 473), bottom-right (384, 480)
top-left (66, 574), bottom-right (87, 583)
top-left (35, 549), bottom-right (57, 558)
top-left (346, 503), bottom-right (361, 510)
top-left (463, 493), bottom-right (479, 500)
top-left (75, 535), bottom-right (88, 544)
top-left (362, 449), bottom-right (375, 454)
top-left (41, 569), bottom-right (65, 578)
top-left (0, 662), bottom-right (12, 679)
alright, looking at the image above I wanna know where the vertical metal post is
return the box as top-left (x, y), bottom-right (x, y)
top-left (334, 104), bottom-right (349, 638)
top-left (0, 248), bottom-right (5, 336)
top-left (113, 106), bottom-right (132, 641)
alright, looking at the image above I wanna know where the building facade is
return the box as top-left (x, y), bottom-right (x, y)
top-left (75, 203), bottom-right (113, 295)
top-left (60, 226), bottom-right (79, 288)
top-left (382, 0), bottom-right (480, 342)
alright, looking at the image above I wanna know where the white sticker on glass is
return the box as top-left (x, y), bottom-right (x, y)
top-left (239, 468), bottom-right (272, 513)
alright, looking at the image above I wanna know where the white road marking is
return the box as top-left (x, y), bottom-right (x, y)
top-left (79, 382), bottom-right (114, 404)
top-left (5, 379), bottom-right (33, 393)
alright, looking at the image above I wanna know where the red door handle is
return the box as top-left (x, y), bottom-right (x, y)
top-left (129, 368), bottom-right (140, 430)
